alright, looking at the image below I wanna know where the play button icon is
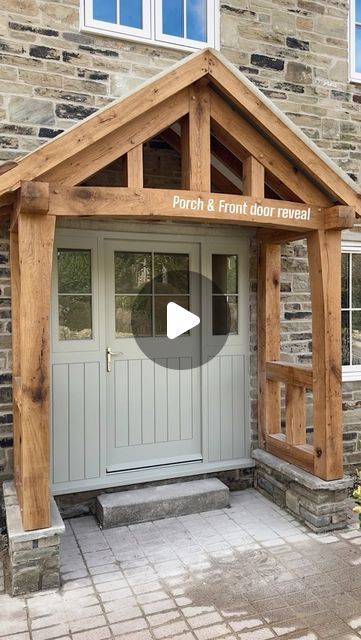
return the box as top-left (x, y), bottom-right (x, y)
top-left (131, 269), bottom-right (231, 370)
top-left (167, 302), bottom-right (200, 340)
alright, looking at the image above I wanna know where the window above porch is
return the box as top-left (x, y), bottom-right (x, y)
top-left (81, 0), bottom-right (219, 51)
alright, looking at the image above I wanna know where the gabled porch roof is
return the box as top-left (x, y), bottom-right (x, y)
top-left (0, 47), bottom-right (359, 215)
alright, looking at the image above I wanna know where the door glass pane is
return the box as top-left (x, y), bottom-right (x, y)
top-left (58, 249), bottom-right (91, 294)
top-left (154, 253), bottom-right (189, 294)
top-left (58, 249), bottom-right (92, 341)
top-left (341, 253), bottom-right (349, 309)
top-left (357, 0), bottom-right (361, 22)
top-left (356, 26), bottom-right (361, 72)
top-left (213, 295), bottom-right (238, 335)
top-left (352, 310), bottom-right (361, 364)
top-left (59, 295), bottom-right (92, 340)
top-left (155, 295), bottom-right (189, 336)
top-left (187, 0), bottom-right (207, 42)
top-left (93, 0), bottom-right (116, 23)
top-left (115, 295), bottom-right (152, 337)
top-left (212, 255), bottom-right (238, 294)
top-left (120, 0), bottom-right (142, 28)
top-left (163, 0), bottom-right (184, 37)
top-left (352, 253), bottom-right (361, 307)
top-left (342, 310), bottom-right (350, 365)
top-left (115, 252), bottom-right (151, 294)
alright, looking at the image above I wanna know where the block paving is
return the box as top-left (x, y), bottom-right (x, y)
top-left (2, 489), bottom-right (361, 639)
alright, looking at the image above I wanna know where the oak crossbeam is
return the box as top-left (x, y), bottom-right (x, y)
top-left (266, 434), bottom-right (315, 475)
top-left (18, 183), bottom-right (356, 232)
top-left (266, 361), bottom-right (313, 389)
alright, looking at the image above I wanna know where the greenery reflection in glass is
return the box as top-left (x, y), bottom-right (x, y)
top-left (59, 295), bottom-right (92, 340)
top-left (342, 310), bottom-right (350, 366)
top-left (58, 249), bottom-right (92, 340)
top-left (212, 255), bottom-right (238, 335)
top-left (353, 310), bottom-right (361, 365)
top-left (341, 253), bottom-right (349, 309)
top-left (212, 255), bottom-right (237, 294)
top-left (353, 254), bottom-right (361, 308)
top-left (58, 249), bottom-right (91, 294)
top-left (342, 251), bottom-right (361, 365)
top-left (115, 252), bottom-right (151, 294)
top-left (116, 295), bottom-right (152, 337)
top-left (154, 254), bottom-right (189, 294)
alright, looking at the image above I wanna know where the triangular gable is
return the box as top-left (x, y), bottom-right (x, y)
top-left (0, 48), bottom-right (359, 215)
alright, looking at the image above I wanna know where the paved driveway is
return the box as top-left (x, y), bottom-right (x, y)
top-left (1, 488), bottom-right (361, 640)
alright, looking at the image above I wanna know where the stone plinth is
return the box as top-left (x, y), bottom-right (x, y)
top-left (3, 480), bottom-right (65, 596)
top-left (252, 449), bottom-right (352, 533)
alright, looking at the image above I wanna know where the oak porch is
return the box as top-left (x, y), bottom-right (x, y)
top-left (0, 49), bottom-right (358, 530)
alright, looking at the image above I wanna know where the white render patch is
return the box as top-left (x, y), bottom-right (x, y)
top-left (4, 480), bottom-right (65, 543)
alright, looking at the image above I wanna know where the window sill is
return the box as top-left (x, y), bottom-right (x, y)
top-left (80, 24), bottom-right (216, 53)
top-left (342, 370), bottom-right (361, 382)
top-left (349, 74), bottom-right (361, 84)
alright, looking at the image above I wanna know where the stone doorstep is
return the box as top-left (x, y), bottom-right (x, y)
top-left (96, 478), bottom-right (230, 528)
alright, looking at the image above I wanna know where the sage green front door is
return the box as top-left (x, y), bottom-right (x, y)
top-left (104, 240), bottom-right (202, 472)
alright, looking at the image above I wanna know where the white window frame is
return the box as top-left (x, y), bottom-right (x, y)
top-left (82, 0), bottom-right (151, 42)
top-left (81, 0), bottom-right (219, 52)
top-left (349, 0), bottom-right (361, 82)
top-left (342, 240), bottom-right (361, 381)
top-left (154, 0), bottom-right (215, 50)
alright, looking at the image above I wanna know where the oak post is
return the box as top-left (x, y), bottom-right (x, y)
top-left (180, 116), bottom-right (190, 190)
top-left (285, 384), bottom-right (306, 445)
top-left (307, 229), bottom-right (343, 480)
top-left (126, 145), bottom-right (143, 188)
top-left (188, 83), bottom-right (211, 191)
top-left (18, 212), bottom-right (56, 530)
top-left (244, 156), bottom-right (281, 448)
top-left (10, 226), bottom-right (21, 501)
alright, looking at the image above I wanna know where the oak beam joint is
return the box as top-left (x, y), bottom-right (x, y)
top-left (324, 205), bottom-right (356, 230)
top-left (19, 181), bottom-right (50, 214)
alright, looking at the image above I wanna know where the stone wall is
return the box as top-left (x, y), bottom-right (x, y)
top-left (253, 449), bottom-right (352, 533)
top-left (0, 0), bottom-right (361, 483)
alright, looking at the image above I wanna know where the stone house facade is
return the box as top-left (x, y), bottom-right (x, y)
top-left (0, 0), bottom-right (361, 490)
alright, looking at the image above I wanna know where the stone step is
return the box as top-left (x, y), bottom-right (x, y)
top-left (95, 479), bottom-right (230, 528)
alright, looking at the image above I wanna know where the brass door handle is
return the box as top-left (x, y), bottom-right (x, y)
top-left (106, 347), bottom-right (123, 372)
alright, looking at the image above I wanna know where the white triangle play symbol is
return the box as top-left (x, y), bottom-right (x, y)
top-left (167, 302), bottom-right (200, 340)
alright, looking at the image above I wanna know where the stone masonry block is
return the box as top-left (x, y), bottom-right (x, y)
top-left (299, 506), bottom-right (331, 531)
top-left (285, 489), bottom-right (300, 516)
top-left (3, 480), bottom-right (65, 596)
top-left (253, 450), bottom-right (352, 533)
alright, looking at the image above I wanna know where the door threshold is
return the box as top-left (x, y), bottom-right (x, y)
top-left (107, 456), bottom-right (203, 474)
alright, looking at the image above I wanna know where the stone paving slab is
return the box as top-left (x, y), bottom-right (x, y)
top-left (1, 489), bottom-right (361, 639)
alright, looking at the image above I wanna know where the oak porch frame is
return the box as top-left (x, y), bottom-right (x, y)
top-left (11, 177), bottom-right (354, 530)
top-left (5, 50), bottom-right (359, 531)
